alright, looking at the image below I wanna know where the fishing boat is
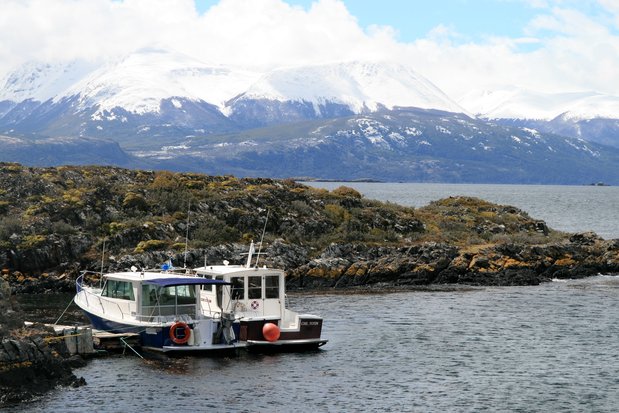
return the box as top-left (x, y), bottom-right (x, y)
top-left (74, 269), bottom-right (241, 353)
top-left (193, 242), bottom-right (328, 351)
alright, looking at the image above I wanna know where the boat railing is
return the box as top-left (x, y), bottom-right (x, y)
top-left (131, 312), bottom-right (204, 325)
top-left (76, 278), bottom-right (133, 321)
top-left (75, 273), bottom-right (84, 293)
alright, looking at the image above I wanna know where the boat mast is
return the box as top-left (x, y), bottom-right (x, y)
top-left (99, 238), bottom-right (106, 288)
top-left (183, 201), bottom-right (191, 269)
top-left (254, 209), bottom-right (269, 268)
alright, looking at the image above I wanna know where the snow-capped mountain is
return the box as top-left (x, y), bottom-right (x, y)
top-left (458, 87), bottom-right (619, 148)
top-left (229, 61), bottom-right (466, 114)
top-left (224, 60), bottom-right (468, 128)
top-left (0, 49), bottom-right (267, 140)
top-left (0, 50), bottom-right (465, 124)
top-left (0, 50), bottom-right (471, 146)
top-left (460, 87), bottom-right (619, 121)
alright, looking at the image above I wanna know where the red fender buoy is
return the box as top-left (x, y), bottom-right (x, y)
top-left (169, 322), bottom-right (191, 345)
top-left (262, 322), bottom-right (280, 342)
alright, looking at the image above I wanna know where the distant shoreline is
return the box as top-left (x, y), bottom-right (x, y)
top-left (294, 178), bottom-right (384, 183)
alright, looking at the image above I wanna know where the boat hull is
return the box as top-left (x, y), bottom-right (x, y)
top-left (246, 338), bottom-right (328, 353)
top-left (239, 316), bottom-right (326, 351)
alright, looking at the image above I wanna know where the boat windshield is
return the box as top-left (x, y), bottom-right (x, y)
top-left (101, 279), bottom-right (135, 301)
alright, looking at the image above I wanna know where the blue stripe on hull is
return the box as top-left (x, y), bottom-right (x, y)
top-left (82, 310), bottom-right (168, 348)
top-left (82, 310), bottom-right (142, 334)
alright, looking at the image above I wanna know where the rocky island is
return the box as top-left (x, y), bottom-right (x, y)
top-left (1, 162), bottom-right (618, 293)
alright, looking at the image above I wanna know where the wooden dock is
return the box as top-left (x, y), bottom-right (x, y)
top-left (91, 330), bottom-right (141, 352)
top-left (25, 322), bottom-right (142, 355)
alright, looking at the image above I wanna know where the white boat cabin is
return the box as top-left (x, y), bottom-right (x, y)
top-left (194, 264), bottom-right (288, 321)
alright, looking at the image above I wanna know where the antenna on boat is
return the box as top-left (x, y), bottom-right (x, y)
top-left (100, 238), bottom-right (106, 275)
top-left (99, 238), bottom-right (106, 288)
top-left (254, 209), bottom-right (269, 268)
top-left (183, 201), bottom-right (191, 269)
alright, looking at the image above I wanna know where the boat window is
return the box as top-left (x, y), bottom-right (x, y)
top-left (174, 285), bottom-right (195, 305)
top-left (142, 284), bottom-right (158, 306)
top-left (248, 276), bottom-right (262, 299)
top-left (215, 276), bottom-right (224, 307)
top-left (158, 285), bottom-right (196, 306)
top-left (231, 277), bottom-right (244, 300)
top-left (102, 279), bottom-right (134, 300)
top-left (265, 275), bottom-right (279, 299)
top-left (200, 274), bottom-right (213, 291)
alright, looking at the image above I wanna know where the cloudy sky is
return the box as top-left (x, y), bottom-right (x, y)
top-left (1, 0), bottom-right (618, 99)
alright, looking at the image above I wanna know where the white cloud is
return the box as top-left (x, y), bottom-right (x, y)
top-left (0, 0), bottom-right (618, 101)
top-left (403, 3), bottom-right (619, 98)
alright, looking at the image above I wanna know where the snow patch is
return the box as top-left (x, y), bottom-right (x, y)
top-left (404, 127), bottom-right (422, 136)
top-left (522, 128), bottom-right (541, 139)
top-left (435, 125), bottom-right (452, 135)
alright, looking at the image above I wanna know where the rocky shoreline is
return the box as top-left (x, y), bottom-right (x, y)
top-left (287, 232), bottom-right (619, 289)
top-left (0, 278), bottom-right (86, 407)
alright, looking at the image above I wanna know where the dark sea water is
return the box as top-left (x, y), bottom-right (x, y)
top-left (5, 184), bottom-right (619, 413)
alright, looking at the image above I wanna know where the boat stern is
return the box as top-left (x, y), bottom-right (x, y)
top-left (239, 314), bottom-right (327, 351)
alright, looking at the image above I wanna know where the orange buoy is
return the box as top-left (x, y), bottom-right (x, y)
top-left (262, 322), bottom-right (280, 342)
top-left (169, 322), bottom-right (191, 345)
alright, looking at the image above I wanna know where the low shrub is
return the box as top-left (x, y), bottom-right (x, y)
top-left (134, 239), bottom-right (167, 253)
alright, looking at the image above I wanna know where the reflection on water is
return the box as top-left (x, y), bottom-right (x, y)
top-left (6, 276), bottom-right (619, 412)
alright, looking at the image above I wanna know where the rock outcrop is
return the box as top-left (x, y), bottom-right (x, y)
top-left (0, 278), bottom-right (85, 406)
top-left (0, 328), bottom-right (86, 406)
top-left (285, 234), bottom-right (619, 289)
top-left (0, 329), bottom-right (86, 405)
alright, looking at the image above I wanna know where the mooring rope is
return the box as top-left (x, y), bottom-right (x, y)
top-left (120, 336), bottom-right (144, 359)
top-left (54, 297), bottom-right (75, 326)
